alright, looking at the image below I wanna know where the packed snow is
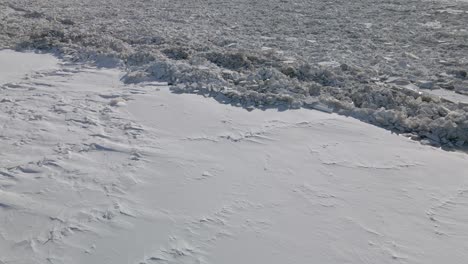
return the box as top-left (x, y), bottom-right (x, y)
top-left (1, 0), bottom-right (467, 146)
top-left (1, 50), bottom-right (468, 264)
top-left (0, 49), bottom-right (59, 84)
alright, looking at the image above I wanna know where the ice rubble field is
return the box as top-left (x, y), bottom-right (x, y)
top-left (1, 49), bottom-right (468, 264)
top-left (1, 0), bottom-right (468, 146)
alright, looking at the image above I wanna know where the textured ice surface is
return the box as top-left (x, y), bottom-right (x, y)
top-left (0, 0), bottom-right (467, 145)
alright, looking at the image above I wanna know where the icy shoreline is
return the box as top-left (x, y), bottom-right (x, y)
top-left (1, 0), bottom-right (467, 146)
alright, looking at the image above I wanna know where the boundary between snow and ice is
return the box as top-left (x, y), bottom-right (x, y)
top-left (1, 0), bottom-right (467, 149)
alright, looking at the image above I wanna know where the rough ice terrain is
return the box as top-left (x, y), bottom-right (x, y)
top-left (1, 0), bottom-right (468, 263)
top-left (1, 0), bottom-right (468, 146)
top-left (1, 49), bottom-right (468, 264)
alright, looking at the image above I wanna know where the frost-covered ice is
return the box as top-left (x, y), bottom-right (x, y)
top-left (0, 0), bottom-right (467, 146)
top-left (1, 50), bottom-right (468, 264)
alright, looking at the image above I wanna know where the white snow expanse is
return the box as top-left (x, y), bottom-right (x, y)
top-left (1, 50), bottom-right (468, 263)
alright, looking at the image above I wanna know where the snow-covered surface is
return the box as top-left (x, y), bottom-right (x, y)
top-left (0, 50), bottom-right (59, 85)
top-left (1, 50), bottom-right (468, 264)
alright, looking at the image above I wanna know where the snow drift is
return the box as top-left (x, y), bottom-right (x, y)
top-left (1, 50), bottom-right (468, 264)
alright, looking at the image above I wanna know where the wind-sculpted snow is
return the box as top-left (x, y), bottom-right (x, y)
top-left (1, 0), bottom-right (467, 146)
top-left (1, 50), bottom-right (468, 264)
